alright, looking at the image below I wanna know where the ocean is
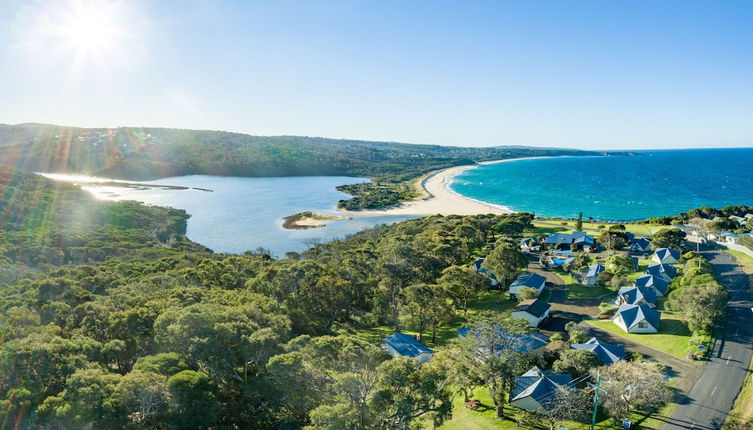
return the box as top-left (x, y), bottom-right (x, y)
top-left (450, 148), bottom-right (753, 221)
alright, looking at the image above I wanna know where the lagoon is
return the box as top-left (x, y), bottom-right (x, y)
top-left (45, 174), bottom-right (415, 256)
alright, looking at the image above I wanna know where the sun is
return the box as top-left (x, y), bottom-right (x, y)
top-left (57, 1), bottom-right (128, 53)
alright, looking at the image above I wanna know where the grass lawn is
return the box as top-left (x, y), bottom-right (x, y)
top-left (438, 386), bottom-right (678, 430)
top-left (587, 317), bottom-right (692, 358)
top-left (558, 271), bottom-right (617, 299)
top-left (727, 249), bottom-right (753, 271)
top-left (529, 220), bottom-right (668, 237)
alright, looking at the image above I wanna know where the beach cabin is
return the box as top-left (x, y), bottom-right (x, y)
top-left (509, 272), bottom-right (547, 298)
top-left (383, 333), bottom-right (433, 364)
top-left (613, 303), bottom-right (660, 334)
top-left (646, 264), bottom-right (677, 283)
top-left (629, 238), bottom-right (652, 254)
top-left (635, 274), bottom-right (669, 297)
top-left (571, 338), bottom-right (624, 365)
top-left (544, 232), bottom-right (595, 251)
top-left (512, 299), bottom-right (551, 327)
top-left (652, 248), bottom-right (680, 265)
top-left (614, 285), bottom-right (656, 307)
top-left (509, 367), bottom-right (574, 413)
top-left (520, 237), bottom-right (537, 251)
top-left (457, 327), bottom-right (549, 354)
top-left (583, 263), bottom-right (605, 285)
top-left (472, 257), bottom-right (500, 287)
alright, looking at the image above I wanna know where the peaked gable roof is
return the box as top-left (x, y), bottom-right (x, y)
top-left (630, 238), bottom-right (651, 251)
top-left (571, 337), bottom-right (625, 365)
top-left (654, 248), bottom-right (680, 261)
top-left (520, 238), bottom-right (537, 246)
top-left (514, 299), bottom-right (551, 318)
top-left (586, 263), bottom-right (606, 278)
top-left (616, 285), bottom-right (656, 305)
top-left (545, 231), bottom-right (594, 246)
top-left (511, 272), bottom-right (547, 289)
top-left (615, 303), bottom-right (661, 330)
top-left (384, 333), bottom-right (433, 358)
top-left (635, 274), bottom-right (669, 295)
top-left (510, 367), bottom-right (574, 409)
top-left (646, 263), bottom-right (677, 280)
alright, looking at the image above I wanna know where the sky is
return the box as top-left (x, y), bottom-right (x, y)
top-left (0, 0), bottom-right (752, 150)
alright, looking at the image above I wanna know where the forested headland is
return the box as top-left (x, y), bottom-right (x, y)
top-left (0, 123), bottom-right (605, 210)
top-left (0, 167), bottom-right (541, 429)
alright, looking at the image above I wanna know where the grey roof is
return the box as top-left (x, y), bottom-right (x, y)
top-left (586, 263), bottom-right (606, 278)
top-left (646, 263), bottom-right (677, 280)
top-left (630, 238), bottom-right (651, 251)
top-left (514, 299), bottom-right (551, 318)
top-left (635, 274), bottom-right (669, 295)
top-left (571, 337), bottom-right (625, 365)
top-left (384, 333), bottom-right (433, 357)
top-left (545, 232), bottom-right (594, 246)
top-left (615, 303), bottom-right (661, 330)
top-left (510, 367), bottom-right (574, 410)
top-left (511, 272), bottom-right (547, 289)
top-left (615, 285), bottom-right (656, 306)
top-left (457, 327), bottom-right (549, 354)
top-left (654, 248), bottom-right (681, 262)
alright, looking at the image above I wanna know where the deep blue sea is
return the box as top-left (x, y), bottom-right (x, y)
top-left (45, 174), bottom-right (415, 256)
top-left (451, 148), bottom-right (753, 221)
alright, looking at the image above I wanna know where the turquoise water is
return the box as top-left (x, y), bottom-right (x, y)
top-left (49, 174), bottom-right (414, 256)
top-left (451, 148), bottom-right (753, 221)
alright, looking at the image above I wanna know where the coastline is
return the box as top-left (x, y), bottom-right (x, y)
top-left (338, 156), bottom-right (559, 217)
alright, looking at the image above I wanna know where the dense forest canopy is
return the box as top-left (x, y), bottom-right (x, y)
top-left (0, 166), bottom-right (544, 429)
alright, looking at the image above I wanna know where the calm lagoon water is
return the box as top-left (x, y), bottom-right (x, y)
top-left (48, 174), bottom-right (414, 256)
top-left (451, 148), bottom-right (753, 221)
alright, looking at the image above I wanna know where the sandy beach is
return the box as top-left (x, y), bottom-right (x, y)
top-left (339, 157), bottom-right (551, 217)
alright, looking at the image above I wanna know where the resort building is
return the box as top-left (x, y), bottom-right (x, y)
top-left (629, 238), bottom-right (652, 254)
top-left (634, 274), bottom-right (669, 297)
top-left (614, 285), bottom-right (656, 307)
top-left (652, 248), bottom-right (680, 265)
top-left (509, 272), bottom-right (547, 298)
top-left (383, 333), bottom-right (433, 364)
top-left (646, 263), bottom-right (677, 282)
top-left (583, 263), bottom-right (605, 285)
top-left (613, 303), bottom-right (661, 334)
top-left (543, 232), bottom-right (595, 251)
top-left (457, 327), bottom-right (549, 354)
top-left (472, 257), bottom-right (500, 287)
top-left (570, 337), bottom-right (624, 365)
top-left (512, 299), bottom-right (551, 327)
top-left (509, 367), bottom-right (574, 413)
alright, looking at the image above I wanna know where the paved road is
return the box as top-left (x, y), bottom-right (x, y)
top-left (662, 250), bottom-right (753, 430)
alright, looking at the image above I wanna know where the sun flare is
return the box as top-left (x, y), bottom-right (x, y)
top-left (57, 1), bottom-right (128, 53)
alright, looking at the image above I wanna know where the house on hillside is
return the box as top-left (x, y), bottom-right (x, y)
top-left (383, 333), bottom-right (433, 364)
top-left (652, 248), bottom-right (680, 265)
top-left (512, 299), bottom-right (551, 327)
top-left (719, 232), bottom-right (753, 246)
top-left (646, 264), bottom-right (677, 282)
top-left (509, 367), bottom-right (574, 413)
top-left (457, 327), bottom-right (549, 354)
top-left (570, 337), bottom-right (624, 365)
top-left (583, 263), bottom-right (605, 285)
top-left (544, 232), bottom-right (595, 251)
top-left (635, 274), bottom-right (669, 297)
top-left (509, 272), bottom-right (547, 298)
top-left (629, 238), bottom-right (652, 254)
top-left (472, 257), bottom-right (500, 287)
top-left (613, 303), bottom-right (661, 334)
top-left (614, 285), bottom-right (656, 307)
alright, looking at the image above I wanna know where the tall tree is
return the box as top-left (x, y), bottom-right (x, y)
top-left (481, 239), bottom-right (528, 287)
top-left (576, 212), bottom-right (584, 232)
top-left (651, 228), bottom-right (687, 250)
top-left (598, 361), bottom-right (672, 422)
top-left (437, 265), bottom-right (487, 314)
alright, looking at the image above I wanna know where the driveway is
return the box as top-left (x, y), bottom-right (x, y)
top-left (527, 264), bottom-right (602, 334)
top-left (662, 250), bottom-right (753, 430)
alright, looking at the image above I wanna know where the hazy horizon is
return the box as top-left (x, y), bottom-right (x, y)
top-left (1, 0), bottom-right (752, 150)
